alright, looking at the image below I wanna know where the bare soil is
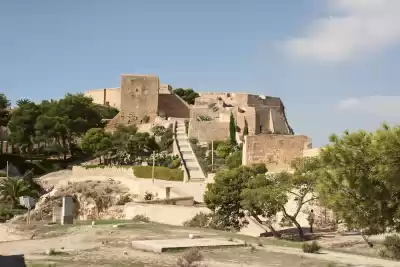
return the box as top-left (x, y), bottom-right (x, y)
top-left (0, 221), bottom-right (398, 267)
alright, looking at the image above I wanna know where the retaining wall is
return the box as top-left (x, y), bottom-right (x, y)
top-left (124, 203), bottom-right (210, 226)
top-left (72, 166), bottom-right (134, 178)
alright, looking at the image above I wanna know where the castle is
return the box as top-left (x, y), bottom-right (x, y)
top-left (85, 74), bottom-right (313, 172)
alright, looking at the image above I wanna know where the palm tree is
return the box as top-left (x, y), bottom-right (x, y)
top-left (0, 177), bottom-right (37, 208)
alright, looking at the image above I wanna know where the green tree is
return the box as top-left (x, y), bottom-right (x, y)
top-left (93, 104), bottom-right (119, 120)
top-left (80, 128), bottom-right (113, 163)
top-left (0, 94), bottom-right (10, 127)
top-left (229, 112), bottom-right (237, 146)
top-left (173, 88), bottom-right (199, 105)
top-left (317, 125), bottom-right (400, 244)
top-left (7, 100), bottom-right (41, 153)
top-left (0, 177), bottom-right (37, 208)
top-left (204, 165), bottom-right (268, 231)
top-left (242, 157), bottom-right (319, 240)
top-left (243, 118), bottom-right (249, 138)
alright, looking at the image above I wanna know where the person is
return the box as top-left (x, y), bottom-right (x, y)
top-left (307, 209), bottom-right (315, 233)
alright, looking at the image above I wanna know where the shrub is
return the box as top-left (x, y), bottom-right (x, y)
top-left (0, 170), bottom-right (6, 177)
top-left (302, 241), bottom-right (321, 253)
top-left (379, 235), bottom-right (400, 260)
top-left (142, 115), bottom-right (150, 123)
top-left (183, 212), bottom-right (212, 228)
top-left (169, 158), bottom-right (181, 169)
top-left (151, 125), bottom-right (166, 136)
top-left (133, 166), bottom-right (184, 181)
top-left (250, 163), bottom-right (267, 174)
top-left (132, 214), bottom-right (150, 223)
top-left (176, 248), bottom-right (204, 267)
top-left (189, 137), bottom-right (198, 145)
top-left (226, 151), bottom-right (242, 169)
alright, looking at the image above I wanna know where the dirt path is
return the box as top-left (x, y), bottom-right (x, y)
top-left (260, 244), bottom-right (400, 267)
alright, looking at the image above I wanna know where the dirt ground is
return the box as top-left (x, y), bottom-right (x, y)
top-left (0, 220), bottom-right (399, 267)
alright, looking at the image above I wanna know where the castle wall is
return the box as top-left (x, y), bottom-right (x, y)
top-left (243, 134), bottom-right (312, 172)
top-left (189, 120), bottom-right (230, 142)
top-left (120, 75), bottom-right (159, 124)
top-left (84, 88), bottom-right (121, 109)
top-left (158, 94), bottom-right (190, 118)
top-left (159, 84), bottom-right (172, 94)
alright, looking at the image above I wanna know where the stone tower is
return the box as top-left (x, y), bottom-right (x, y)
top-left (120, 74), bottom-right (160, 125)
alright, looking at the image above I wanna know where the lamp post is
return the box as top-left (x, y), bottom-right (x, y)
top-left (152, 151), bottom-right (155, 184)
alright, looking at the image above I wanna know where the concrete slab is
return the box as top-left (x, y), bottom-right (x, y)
top-left (131, 238), bottom-right (244, 253)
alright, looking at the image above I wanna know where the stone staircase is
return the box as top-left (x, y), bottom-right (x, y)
top-left (174, 121), bottom-right (206, 182)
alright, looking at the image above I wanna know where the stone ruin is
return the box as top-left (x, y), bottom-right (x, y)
top-left (84, 74), bottom-right (314, 171)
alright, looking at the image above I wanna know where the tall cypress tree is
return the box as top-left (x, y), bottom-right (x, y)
top-left (243, 118), bottom-right (249, 137)
top-left (229, 112), bottom-right (237, 146)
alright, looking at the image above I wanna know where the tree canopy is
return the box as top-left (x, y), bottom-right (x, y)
top-left (173, 88), bottom-right (199, 105)
top-left (0, 93), bottom-right (10, 127)
top-left (316, 124), bottom-right (400, 235)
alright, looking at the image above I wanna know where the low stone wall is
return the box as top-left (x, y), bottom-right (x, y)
top-left (72, 166), bottom-right (134, 178)
top-left (124, 203), bottom-right (210, 226)
top-left (189, 120), bottom-right (229, 142)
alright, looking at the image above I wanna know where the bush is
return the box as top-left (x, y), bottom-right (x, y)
top-left (133, 166), bottom-right (184, 181)
top-left (132, 214), bottom-right (150, 223)
top-left (151, 125), bottom-right (166, 136)
top-left (0, 170), bottom-right (6, 177)
top-left (176, 248), bottom-right (204, 267)
top-left (169, 158), bottom-right (181, 169)
top-left (379, 235), bottom-right (400, 260)
top-left (183, 212), bottom-right (212, 228)
top-left (302, 241), bottom-right (321, 253)
top-left (226, 151), bottom-right (242, 169)
top-left (250, 163), bottom-right (267, 174)
top-left (142, 115), bottom-right (150, 123)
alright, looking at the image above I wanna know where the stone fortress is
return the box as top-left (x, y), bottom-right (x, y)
top-left (85, 74), bottom-right (316, 172)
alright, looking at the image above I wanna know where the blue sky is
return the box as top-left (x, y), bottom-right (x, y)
top-left (1, 0), bottom-right (399, 146)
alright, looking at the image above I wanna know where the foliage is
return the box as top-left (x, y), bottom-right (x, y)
top-left (204, 166), bottom-right (264, 231)
top-left (229, 112), bottom-right (237, 146)
top-left (216, 142), bottom-right (232, 159)
top-left (169, 158), bottom-right (181, 169)
top-left (7, 94), bottom-right (105, 159)
top-left (131, 214), bottom-right (150, 223)
top-left (196, 115), bottom-right (212, 121)
top-left (176, 248), bottom-right (204, 267)
top-left (79, 128), bottom-right (113, 160)
top-left (93, 104), bottom-right (119, 119)
top-left (133, 166), bottom-right (184, 181)
top-left (242, 157), bottom-right (319, 239)
top-left (183, 212), bottom-right (213, 228)
top-left (243, 118), bottom-right (249, 138)
top-left (7, 100), bottom-right (41, 153)
top-left (0, 177), bottom-right (38, 208)
top-left (0, 93), bottom-right (10, 127)
top-left (379, 235), bottom-right (400, 260)
top-left (159, 124), bottom-right (174, 151)
top-left (316, 124), bottom-right (400, 236)
top-left (141, 115), bottom-right (150, 123)
top-left (0, 171), bottom-right (6, 177)
top-left (173, 88), bottom-right (199, 105)
top-left (302, 241), bottom-right (321, 253)
top-left (151, 125), bottom-right (166, 136)
top-left (226, 150), bottom-right (242, 169)
top-left (144, 152), bottom-right (179, 168)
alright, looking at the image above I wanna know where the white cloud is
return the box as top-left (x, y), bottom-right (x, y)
top-left (285, 0), bottom-right (400, 61)
top-left (337, 95), bottom-right (400, 117)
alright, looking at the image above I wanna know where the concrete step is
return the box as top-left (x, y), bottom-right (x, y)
top-left (181, 151), bottom-right (193, 155)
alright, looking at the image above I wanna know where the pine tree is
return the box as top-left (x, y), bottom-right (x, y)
top-left (229, 112), bottom-right (237, 146)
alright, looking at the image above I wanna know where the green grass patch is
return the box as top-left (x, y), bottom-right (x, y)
top-left (133, 166), bottom-right (183, 181)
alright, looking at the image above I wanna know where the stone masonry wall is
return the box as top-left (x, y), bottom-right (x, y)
top-left (158, 94), bottom-right (190, 118)
top-left (243, 134), bottom-right (312, 172)
top-left (189, 120), bottom-right (230, 142)
top-left (120, 75), bottom-right (159, 125)
top-left (84, 88), bottom-right (121, 109)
